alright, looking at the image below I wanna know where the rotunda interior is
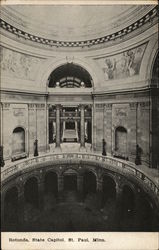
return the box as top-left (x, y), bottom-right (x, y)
top-left (0, 4), bottom-right (159, 233)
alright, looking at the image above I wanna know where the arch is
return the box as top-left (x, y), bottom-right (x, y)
top-left (40, 58), bottom-right (98, 89)
top-left (12, 127), bottom-right (25, 155)
top-left (44, 171), bottom-right (58, 195)
top-left (137, 193), bottom-right (155, 231)
top-left (83, 170), bottom-right (96, 195)
top-left (4, 186), bottom-right (19, 230)
top-left (102, 175), bottom-right (116, 205)
top-left (151, 51), bottom-right (159, 87)
top-left (63, 168), bottom-right (78, 191)
top-left (115, 126), bottom-right (127, 159)
top-left (122, 185), bottom-right (135, 218)
top-left (24, 177), bottom-right (39, 208)
top-left (48, 63), bottom-right (92, 88)
top-left (145, 39), bottom-right (158, 84)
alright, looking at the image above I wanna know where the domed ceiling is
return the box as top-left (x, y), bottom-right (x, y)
top-left (1, 5), bottom-right (154, 42)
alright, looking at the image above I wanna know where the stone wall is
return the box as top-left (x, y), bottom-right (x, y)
top-left (93, 90), bottom-right (151, 166)
top-left (1, 95), bottom-right (48, 161)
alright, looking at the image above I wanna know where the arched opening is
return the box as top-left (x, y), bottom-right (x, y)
top-left (83, 170), bottom-right (96, 196)
top-left (44, 171), bottom-right (58, 195)
top-left (151, 51), bottom-right (159, 87)
top-left (137, 195), bottom-right (154, 231)
top-left (12, 127), bottom-right (25, 156)
top-left (24, 177), bottom-right (39, 208)
top-left (102, 175), bottom-right (116, 206)
top-left (48, 63), bottom-right (93, 88)
top-left (115, 126), bottom-right (127, 159)
top-left (63, 169), bottom-right (77, 191)
top-left (4, 187), bottom-right (18, 230)
top-left (122, 185), bottom-right (135, 220)
top-left (151, 51), bottom-right (159, 169)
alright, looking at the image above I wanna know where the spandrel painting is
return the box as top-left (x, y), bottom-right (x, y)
top-left (97, 43), bottom-right (147, 80)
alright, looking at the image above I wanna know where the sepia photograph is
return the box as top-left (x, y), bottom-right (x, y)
top-left (0, 0), bottom-right (159, 249)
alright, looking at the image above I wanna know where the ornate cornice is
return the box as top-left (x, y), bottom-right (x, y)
top-left (0, 6), bottom-right (158, 49)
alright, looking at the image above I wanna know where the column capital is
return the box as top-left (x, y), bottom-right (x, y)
top-left (78, 104), bottom-right (85, 109)
top-left (55, 104), bottom-right (62, 109)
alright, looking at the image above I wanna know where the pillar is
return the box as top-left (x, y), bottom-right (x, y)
top-left (80, 104), bottom-right (85, 149)
top-left (56, 104), bottom-right (61, 148)
top-left (58, 175), bottom-right (64, 192)
top-left (96, 176), bottom-right (103, 208)
top-left (77, 175), bottom-right (83, 192)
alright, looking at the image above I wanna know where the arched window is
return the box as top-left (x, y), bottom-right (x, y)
top-left (12, 127), bottom-right (25, 155)
top-left (48, 63), bottom-right (93, 88)
top-left (115, 126), bottom-right (127, 158)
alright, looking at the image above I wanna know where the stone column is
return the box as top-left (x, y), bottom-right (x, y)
top-left (77, 175), bottom-right (83, 192)
top-left (80, 105), bottom-right (85, 149)
top-left (56, 104), bottom-right (61, 148)
top-left (96, 176), bottom-right (103, 209)
top-left (58, 175), bottom-right (64, 192)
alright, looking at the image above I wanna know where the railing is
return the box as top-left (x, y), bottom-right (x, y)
top-left (1, 153), bottom-right (159, 197)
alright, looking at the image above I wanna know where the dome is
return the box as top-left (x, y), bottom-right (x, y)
top-left (1, 5), bottom-right (156, 48)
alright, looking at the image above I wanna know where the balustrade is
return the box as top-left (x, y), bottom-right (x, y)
top-left (1, 153), bottom-right (159, 200)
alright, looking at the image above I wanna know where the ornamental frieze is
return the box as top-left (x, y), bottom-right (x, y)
top-left (0, 47), bottom-right (45, 80)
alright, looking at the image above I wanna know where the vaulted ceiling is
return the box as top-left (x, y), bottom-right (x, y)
top-left (1, 5), bottom-right (153, 41)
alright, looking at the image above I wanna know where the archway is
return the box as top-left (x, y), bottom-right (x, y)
top-left (151, 51), bottom-right (159, 169)
top-left (121, 185), bottom-right (135, 219)
top-left (115, 126), bottom-right (127, 159)
top-left (44, 171), bottom-right (58, 195)
top-left (151, 51), bottom-right (159, 87)
top-left (24, 177), bottom-right (39, 208)
top-left (102, 175), bottom-right (116, 206)
top-left (12, 127), bottom-right (25, 155)
top-left (137, 195), bottom-right (154, 231)
top-left (63, 169), bottom-right (77, 191)
top-left (4, 187), bottom-right (18, 230)
top-left (83, 170), bottom-right (96, 196)
top-left (48, 63), bottom-right (93, 88)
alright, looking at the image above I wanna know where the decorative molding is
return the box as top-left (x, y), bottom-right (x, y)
top-left (139, 101), bottom-right (150, 108)
top-left (36, 104), bottom-right (45, 109)
top-left (129, 102), bottom-right (138, 109)
top-left (2, 103), bottom-right (10, 109)
top-left (95, 103), bottom-right (104, 109)
top-left (0, 7), bottom-right (158, 49)
top-left (105, 103), bottom-right (112, 109)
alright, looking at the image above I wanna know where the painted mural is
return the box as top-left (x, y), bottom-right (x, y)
top-left (97, 43), bottom-right (147, 80)
top-left (0, 47), bottom-right (44, 80)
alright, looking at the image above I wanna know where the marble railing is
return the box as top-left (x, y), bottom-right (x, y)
top-left (1, 153), bottom-right (159, 198)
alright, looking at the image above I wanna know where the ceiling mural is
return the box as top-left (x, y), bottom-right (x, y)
top-left (96, 43), bottom-right (147, 81)
top-left (0, 47), bottom-right (45, 80)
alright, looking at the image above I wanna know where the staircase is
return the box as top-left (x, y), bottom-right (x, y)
top-left (63, 129), bottom-right (78, 142)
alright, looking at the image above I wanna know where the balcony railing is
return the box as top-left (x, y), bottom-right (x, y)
top-left (1, 153), bottom-right (159, 199)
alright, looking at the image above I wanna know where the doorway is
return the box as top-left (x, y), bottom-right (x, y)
top-left (64, 174), bottom-right (77, 191)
